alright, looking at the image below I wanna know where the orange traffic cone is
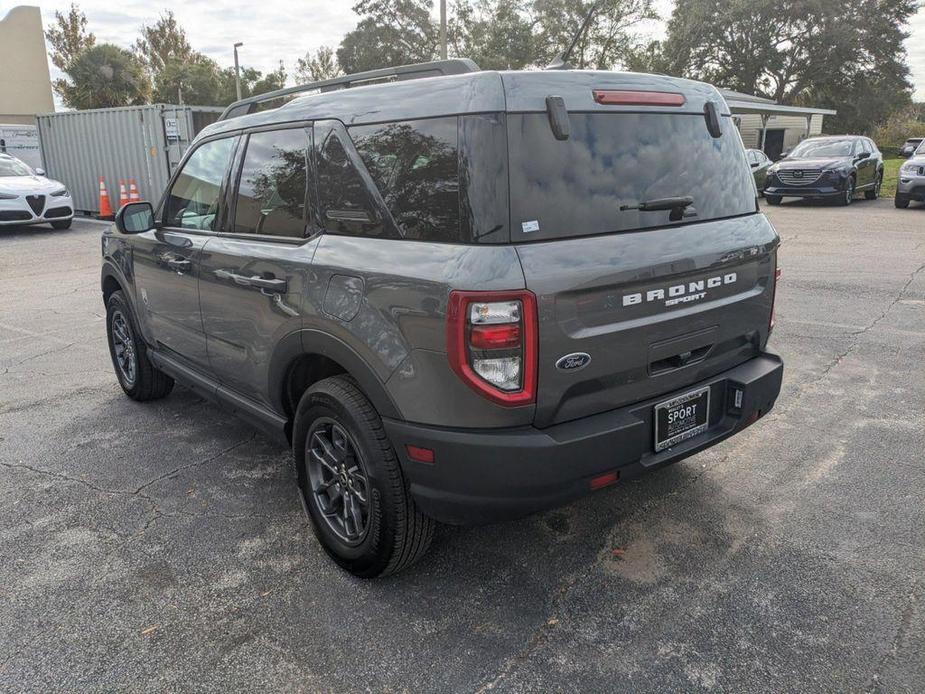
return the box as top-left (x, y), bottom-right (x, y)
top-left (118, 179), bottom-right (129, 208)
top-left (98, 177), bottom-right (113, 219)
top-left (128, 178), bottom-right (141, 203)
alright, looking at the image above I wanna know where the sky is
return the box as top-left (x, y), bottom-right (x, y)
top-left (7, 0), bottom-right (925, 101)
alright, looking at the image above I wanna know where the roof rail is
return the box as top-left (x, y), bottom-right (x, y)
top-left (218, 58), bottom-right (480, 121)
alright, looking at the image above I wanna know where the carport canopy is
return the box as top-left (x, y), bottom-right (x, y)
top-left (720, 89), bottom-right (837, 151)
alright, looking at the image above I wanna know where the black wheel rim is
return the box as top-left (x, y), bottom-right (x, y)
top-left (111, 310), bottom-right (137, 387)
top-left (846, 181), bottom-right (854, 204)
top-left (305, 418), bottom-right (371, 545)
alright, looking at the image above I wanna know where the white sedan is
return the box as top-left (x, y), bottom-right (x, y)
top-left (0, 153), bottom-right (74, 229)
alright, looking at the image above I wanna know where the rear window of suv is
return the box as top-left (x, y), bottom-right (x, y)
top-left (507, 112), bottom-right (756, 241)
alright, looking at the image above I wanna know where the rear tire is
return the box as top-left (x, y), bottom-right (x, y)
top-left (894, 195), bottom-right (910, 209)
top-left (293, 375), bottom-right (435, 578)
top-left (51, 219), bottom-right (72, 230)
top-left (765, 195), bottom-right (782, 205)
top-left (106, 290), bottom-right (174, 401)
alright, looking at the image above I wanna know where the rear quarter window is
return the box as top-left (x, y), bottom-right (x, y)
top-left (507, 112), bottom-right (756, 241)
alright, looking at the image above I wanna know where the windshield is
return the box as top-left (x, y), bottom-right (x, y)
top-left (789, 139), bottom-right (853, 158)
top-left (507, 112), bottom-right (756, 241)
top-left (0, 157), bottom-right (33, 177)
top-left (917, 141), bottom-right (925, 156)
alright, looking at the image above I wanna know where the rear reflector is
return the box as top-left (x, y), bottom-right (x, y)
top-left (593, 90), bottom-right (686, 107)
top-left (469, 324), bottom-right (522, 350)
top-left (590, 470), bottom-right (619, 490)
top-left (406, 445), bottom-right (435, 464)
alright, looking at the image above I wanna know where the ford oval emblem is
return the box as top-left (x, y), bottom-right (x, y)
top-left (556, 352), bottom-right (591, 371)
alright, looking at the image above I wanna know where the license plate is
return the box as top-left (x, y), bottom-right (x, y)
top-left (654, 386), bottom-right (711, 452)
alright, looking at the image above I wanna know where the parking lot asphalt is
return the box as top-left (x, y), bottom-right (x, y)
top-left (1, 200), bottom-right (923, 692)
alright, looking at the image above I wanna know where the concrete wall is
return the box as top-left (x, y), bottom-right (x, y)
top-left (0, 6), bottom-right (54, 125)
top-left (735, 113), bottom-right (825, 150)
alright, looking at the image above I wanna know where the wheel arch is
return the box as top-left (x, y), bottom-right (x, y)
top-left (269, 330), bottom-right (402, 431)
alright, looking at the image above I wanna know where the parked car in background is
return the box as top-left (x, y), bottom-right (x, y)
top-left (764, 135), bottom-right (883, 206)
top-left (101, 61), bottom-right (784, 578)
top-left (895, 140), bottom-right (925, 208)
top-left (899, 138), bottom-right (923, 158)
top-left (746, 148), bottom-right (771, 193)
top-left (0, 153), bottom-right (73, 229)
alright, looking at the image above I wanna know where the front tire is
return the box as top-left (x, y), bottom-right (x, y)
top-left (765, 194), bottom-right (782, 205)
top-left (106, 290), bottom-right (174, 401)
top-left (839, 176), bottom-right (855, 206)
top-left (865, 173), bottom-right (882, 200)
top-left (51, 219), bottom-right (72, 230)
top-left (293, 375), bottom-right (434, 578)
top-left (894, 195), bottom-right (910, 209)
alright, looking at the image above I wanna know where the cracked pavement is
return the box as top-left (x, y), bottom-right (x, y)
top-left (1, 201), bottom-right (924, 692)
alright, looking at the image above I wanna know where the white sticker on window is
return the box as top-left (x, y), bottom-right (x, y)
top-left (521, 220), bottom-right (540, 233)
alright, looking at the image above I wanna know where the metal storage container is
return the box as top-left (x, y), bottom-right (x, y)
top-left (36, 104), bottom-right (222, 215)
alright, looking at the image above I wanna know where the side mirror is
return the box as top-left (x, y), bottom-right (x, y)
top-left (116, 201), bottom-right (155, 234)
top-left (34, 167), bottom-right (46, 176)
top-left (780, 151), bottom-right (789, 158)
top-left (856, 151), bottom-right (871, 160)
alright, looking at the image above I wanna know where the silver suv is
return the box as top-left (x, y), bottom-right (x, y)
top-left (101, 60), bottom-right (784, 577)
top-left (895, 140), bottom-right (925, 208)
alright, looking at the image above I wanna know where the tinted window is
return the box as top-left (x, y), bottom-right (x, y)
top-left (350, 118), bottom-right (460, 242)
top-left (233, 128), bottom-right (309, 237)
top-left (507, 113), bottom-right (755, 241)
top-left (164, 137), bottom-right (235, 230)
top-left (315, 122), bottom-right (388, 237)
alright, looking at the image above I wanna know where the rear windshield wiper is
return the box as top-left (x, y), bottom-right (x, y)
top-left (620, 196), bottom-right (695, 222)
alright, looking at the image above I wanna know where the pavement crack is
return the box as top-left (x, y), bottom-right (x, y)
top-left (864, 576), bottom-right (919, 693)
top-left (132, 434), bottom-right (256, 494)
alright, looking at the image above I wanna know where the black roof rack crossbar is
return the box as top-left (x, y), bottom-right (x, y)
top-left (218, 58), bottom-right (480, 121)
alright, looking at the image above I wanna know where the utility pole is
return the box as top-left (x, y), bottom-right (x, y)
top-left (439, 0), bottom-right (447, 60)
top-left (233, 42), bottom-right (244, 101)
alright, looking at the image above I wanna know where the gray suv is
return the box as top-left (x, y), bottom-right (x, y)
top-left (101, 60), bottom-right (784, 577)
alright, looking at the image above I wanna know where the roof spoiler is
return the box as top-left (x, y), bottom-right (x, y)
top-left (218, 58), bottom-right (481, 121)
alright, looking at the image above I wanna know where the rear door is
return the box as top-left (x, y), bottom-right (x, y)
top-left (507, 108), bottom-right (778, 428)
top-left (134, 135), bottom-right (237, 371)
top-left (198, 126), bottom-right (316, 409)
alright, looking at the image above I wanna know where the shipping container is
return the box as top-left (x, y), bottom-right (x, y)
top-left (36, 104), bottom-right (222, 215)
top-left (0, 123), bottom-right (42, 169)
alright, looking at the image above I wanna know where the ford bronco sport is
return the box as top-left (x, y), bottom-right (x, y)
top-left (101, 60), bottom-right (783, 577)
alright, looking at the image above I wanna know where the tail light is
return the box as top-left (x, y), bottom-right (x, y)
top-left (769, 264), bottom-right (782, 332)
top-left (446, 290), bottom-right (537, 406)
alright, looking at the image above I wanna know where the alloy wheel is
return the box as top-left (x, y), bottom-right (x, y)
top-left (845, 179), bottom-right (854, 205)
top-left (110, 310), bottom-right (137, 387)
top-left (305, 418), bottom-right (371, 545)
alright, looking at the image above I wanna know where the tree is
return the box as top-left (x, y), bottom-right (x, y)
top-left (153, 54), bottom-right (222, 105)
top-left (295, 46), bottom-right (343, 83)
top-left (645, 0), bottom-right (917, 133)
top-left (337, 0), bottom-right (438, 74)
top-left (530, 0), bottom-right (658, 69)
top-left (60, 43), bottom-right (151, 109)
top-left (133, 11), bottom-right (193, 77)
top-left (45, 3), bottom-right (96, 100)
top-left (451, 0), bottom-right (536, 70)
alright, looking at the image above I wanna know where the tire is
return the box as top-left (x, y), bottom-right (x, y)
top-left (865, 173), bottom-right (882, 200)
top-left (839, 176), bottom-right (855, 206)
top-left (51, 219), bottom-right (72, 230)
top-left (765, 195), bottom-right (782, 205)
top-left (894, 195), bottom-right (910, 209)
top-left (293, 375), bottom-right (435, 578)
top-left (105, 290), bottom-right (174, 401)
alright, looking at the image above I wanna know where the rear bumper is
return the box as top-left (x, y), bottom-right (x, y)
top-left (384, 353), bottom-right (783, 525)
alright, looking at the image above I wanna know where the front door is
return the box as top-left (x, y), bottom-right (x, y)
top-left (133, 135), bottom-right (237, 372)
top-left (199, 127), bottom-right (315, 407)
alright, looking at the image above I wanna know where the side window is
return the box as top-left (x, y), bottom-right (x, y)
top-left (350, 117), bottom-right (460, 242)
top-left (163, 137), bottom-right (236, 230)
top-left (315, 122), bottom-right (387, 237)
top-left (233, 128), bottom-right (309, 237)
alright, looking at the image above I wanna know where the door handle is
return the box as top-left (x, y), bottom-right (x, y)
top-left (166, 258), bottom-right (191, 272)
top-left (214, 269), bottom-right (288, 294)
